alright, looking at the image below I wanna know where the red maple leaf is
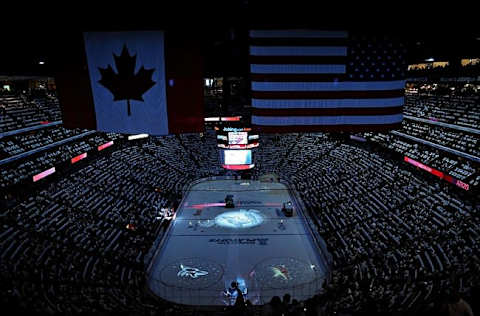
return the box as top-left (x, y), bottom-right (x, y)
top-left (98, 44), bottom-right (156, 116)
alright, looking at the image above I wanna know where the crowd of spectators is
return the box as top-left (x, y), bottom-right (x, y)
top-left (278, 140), bottom-right (478, 315)
top-left (404, 92), bottom-right (479, 129)
top-left (363, 132), bottom-right (479, 185)
top-left (1, 90), bottom-right (479, 315)
top-left (0, 126), bottom-right (90, 159)
top-left (0, 94), bottom-right (61, 133)
top-left (397, 120), bottom-right (478, 157)
top-left (359, 87), bottom-right (480, 190)
top-left (1, 140), bottom-right (211, 314)
top-left (0, 131), bottom-right (121, 188)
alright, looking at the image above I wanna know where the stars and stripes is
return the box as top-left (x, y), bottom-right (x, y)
top-left (250, 30), bottom-right (407, 132)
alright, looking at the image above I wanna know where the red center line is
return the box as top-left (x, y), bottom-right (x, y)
top-left (186, 202), bottom-right (282, 209)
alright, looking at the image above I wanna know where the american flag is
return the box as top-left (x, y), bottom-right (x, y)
top-left (249, 30), bottom-right (407, 132)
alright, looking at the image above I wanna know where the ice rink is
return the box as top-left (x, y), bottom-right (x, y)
top-left (147, 179), bottom-right (329, 306)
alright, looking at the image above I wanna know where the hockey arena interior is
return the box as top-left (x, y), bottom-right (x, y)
top-left (1, 10), bottom-right (479, 316)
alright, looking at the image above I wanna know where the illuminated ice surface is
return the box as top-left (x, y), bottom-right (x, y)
top-left (147, 179), bottom-right (329, 306)
top-left (215, 209), bottom-right (264, 229)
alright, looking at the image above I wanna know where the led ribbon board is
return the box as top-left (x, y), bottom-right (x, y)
top-left (98, 141), bottom-right (114, 151)
top-left (404, 156), bottom-right (469, 191)
top-left (71, 153), bottom-right (87, 164)
top-left (33, 167), bottom-right (56, 182)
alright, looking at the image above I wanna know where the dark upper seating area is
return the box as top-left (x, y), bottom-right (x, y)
top-left (0, 131), bottom-right (121, 188)
top-left (0, 126), bottom-right (89, 159)
top-left (404, 92), bottom-right (479, 129)
top-left (359, 85), bottom-right (480, 190)
top-left (0, 94), bottom-right (62, 133)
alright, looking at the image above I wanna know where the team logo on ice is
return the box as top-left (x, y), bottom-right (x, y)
top-left (177, 264), bottom-right (209, 279)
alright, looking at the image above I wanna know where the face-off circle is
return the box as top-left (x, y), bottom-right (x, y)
top-left (214, 209), bottom-right (264, 229)
top-left (160, 257), bottom-right (224, 289)
top-left (251, 257), bottom-right (321, 289)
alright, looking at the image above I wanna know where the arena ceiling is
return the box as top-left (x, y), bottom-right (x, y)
top-left (1, 1), bottom-right (479, 77)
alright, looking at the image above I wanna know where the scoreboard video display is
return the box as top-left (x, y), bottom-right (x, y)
top-left (221, 149), bottom-right (255, 170)
top-left (224, 150), bottom-right (252, 165)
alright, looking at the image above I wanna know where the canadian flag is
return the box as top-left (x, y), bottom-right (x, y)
top-left (56, 30), bottom-right (204, 135)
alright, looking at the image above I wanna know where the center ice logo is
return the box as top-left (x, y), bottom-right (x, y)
top-left (214, 209), bottom-right (264, 229)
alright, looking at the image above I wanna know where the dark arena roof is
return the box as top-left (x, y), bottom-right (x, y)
top-left (2, 1), bottom-right (479, 76)
top-left (1, 3), bottom-right (479, 316)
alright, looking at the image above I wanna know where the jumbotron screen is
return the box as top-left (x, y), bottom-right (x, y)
top-left (228, 132), bottom-right (248, 145)
top-left (224, 150), bottom-right (252, 165)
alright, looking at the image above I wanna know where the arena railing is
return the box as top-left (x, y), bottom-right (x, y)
top-left (280, 178), bottom-right (333, 283)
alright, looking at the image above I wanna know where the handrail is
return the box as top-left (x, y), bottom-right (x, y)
top-left (404, 115), bottom-right (480, 135)
top-left (0, 131), bottom-right (96, 166)
top-left (391, 130), bottom-right (480, 163)
top-left (0, 120), bottom-right (62, 138)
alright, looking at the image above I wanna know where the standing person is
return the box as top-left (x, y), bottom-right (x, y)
top-left (230, 281), bottom-right (247, 316)
top-left (282, 293), bottom-right (291, 314)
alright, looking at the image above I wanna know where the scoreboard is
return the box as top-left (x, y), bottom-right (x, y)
top-left (216, 125), bottom-right (258, 170)
top-left (216, 126), bottom-right (259, 149)
top-left (228, 132), bottom-right (248, 145)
